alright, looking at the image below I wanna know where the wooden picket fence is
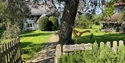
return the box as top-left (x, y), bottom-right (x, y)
top-left (55, 40), bottom-right (124, 63)
top-left (0, 37), bottom-right (22, 63)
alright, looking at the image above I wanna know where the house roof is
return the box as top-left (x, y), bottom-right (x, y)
top-left (108, 13), bottom-right (119, 21)
top-left (114, 2), bottom-right (125, 6)
top-left (25, 1), bottom-right (59, 16)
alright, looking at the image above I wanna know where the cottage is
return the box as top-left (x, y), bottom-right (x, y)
top-left (22, 0), bottom-right (59, 31)
top-left (101, 0), bottom-right (125, 32)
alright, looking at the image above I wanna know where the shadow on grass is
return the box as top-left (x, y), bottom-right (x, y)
top-left (73, 33), bottom-right (125, 45)
top-left (20, 41), bottom-right (57, 60)
top-left (20, 33), bottom-right (51, 37)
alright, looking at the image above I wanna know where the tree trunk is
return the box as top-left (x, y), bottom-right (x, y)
top-left (59, 0), bottom-right (79, 45)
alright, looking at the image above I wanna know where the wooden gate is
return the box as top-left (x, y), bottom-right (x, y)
top-left (0, 37), bottom-right (22, 63)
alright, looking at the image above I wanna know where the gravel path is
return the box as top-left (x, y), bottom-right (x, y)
top-left (28, 32), bottom-right (59, 63)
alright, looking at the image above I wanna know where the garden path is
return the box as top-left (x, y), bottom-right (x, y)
top-left (28, 31), bottom-right (59, 63)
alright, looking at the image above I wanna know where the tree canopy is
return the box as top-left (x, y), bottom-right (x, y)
top-left (0, 0), bottom-right (28, 41)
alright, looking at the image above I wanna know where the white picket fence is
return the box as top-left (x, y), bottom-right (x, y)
top-left (55, 40), bottom-right (124, 63)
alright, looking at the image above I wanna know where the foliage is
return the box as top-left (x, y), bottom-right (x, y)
top-left (20, 30), bottom-right (52, 60)
top-left (38, 17), bottom-right (51, 31)
top-left (0, 0), bottom-right (27, 41)
top-left (118, 11), bottom-right (125, 22)
top-left (92, 15), bottom-right (102, 25)
top-left (49, 16), bottom-right (58, 30)
top-left (0, 23), bottom-right (5, 38)
top-left (121, 26), bottom-right (125, 33)
top-left (75, 14), bottom-right (93, 29)
top-left (72, 25), bottom-right (125, 44)
top-left (102, 0), bottom-right (117, 21)
top-left (0, 0), bottom-right (6, 40)
top-left (117, 5), bottom-right (125, 32)
top-left (59, 44), bottom-right (125, 63)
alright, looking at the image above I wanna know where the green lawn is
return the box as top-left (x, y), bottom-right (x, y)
top-left (72, 25), bottom-right (125, 44)
top-left (20, 30), bottom-right (52, 60)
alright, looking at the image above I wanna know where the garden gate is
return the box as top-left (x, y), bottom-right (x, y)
top-left (0, 37), bottom-right (22, 63)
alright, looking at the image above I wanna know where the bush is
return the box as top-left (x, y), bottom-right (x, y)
top-left (76, 20), bottom-right (92, 29)
top-left (38, 17), bottom-right (51, 31)
top-left (75, 15), bottom-right (93, 29)
top-left (122, 26), bottom-right (125, 33)
top-left (49, 16), bottom-right (58, 30)
top-left (59, 44), bottom-right (125, 63)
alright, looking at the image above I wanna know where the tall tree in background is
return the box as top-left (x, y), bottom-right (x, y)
top-left (3, 0), bottom-right (22, 38)
top-left (0, 0), bottom-right (28, 40)
top-left (102, 0), bottom-right (117, 21)
top-left (0, 0), bottom-right (6, 39)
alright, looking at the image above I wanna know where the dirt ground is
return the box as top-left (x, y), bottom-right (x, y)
top-left (27, 32), bottom-right (59, 63)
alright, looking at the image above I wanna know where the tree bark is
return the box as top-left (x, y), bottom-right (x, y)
top-left (59, 0), bottom-right (79, 45)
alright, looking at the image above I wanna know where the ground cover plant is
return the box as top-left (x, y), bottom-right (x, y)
top-left (59, 43), bottom-right (125, 63)
top-left (72, 25), bottom-right (125, 44)
top-left (20, 30), bottom-right (52, 60)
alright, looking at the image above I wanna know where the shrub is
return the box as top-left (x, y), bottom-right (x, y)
top-left (38, 17), bottom-right (51, 31)
top-left (59, 44), bottom-right (125, 63)
top-left (76, 20), bottom-right (92, 29)
top-left (49, 16), bottom-right (58, 30)
top-left (0, 23), bottom-right (5, 38)
top-left (75, 15), bottom-right (93, 29)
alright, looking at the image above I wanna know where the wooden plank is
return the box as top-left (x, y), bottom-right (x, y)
top-left (55, 44), bottom-right (62, 58)
top-left (112, 41), bottom-right (117, 52)
top-left (8, 42), bottom-right (11, 63)
top-left (119, 40), bottom-right (124, 47)
top-left (100, 42), bottom-right (104, 48)
top-left (106, 42), bottom-right (111, 48)
top-left (63, 43), bottom-right (92, 52)
top-left (3, 44), bottom-right (6, 63)
top-left (63, 44), bottom-right (85, 52)
top-left (11, 40), bottom-right (15, 63)
top-left (82, 43), bottom-right (92, 50)
top-left (5, 43), bottom-right (8, 63)
top-left (18, 37), bottom-right (22, 63)
top-left (0, 45), bottom-right (2, 63)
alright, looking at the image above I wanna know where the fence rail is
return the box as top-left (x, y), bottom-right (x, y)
top-left (0, 37), bottom-right (22, 63)
top-left (55, 40), bottom-right (124, 63)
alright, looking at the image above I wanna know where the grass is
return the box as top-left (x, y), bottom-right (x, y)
top-left (0, 38), bottom-right (15, 44)
top-left (20, 30), bottom-right (52, 60)
top-left (72, 25), bottom-right (125, 45)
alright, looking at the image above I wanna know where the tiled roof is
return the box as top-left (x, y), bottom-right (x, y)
top-left (108, 13), bottom-right (119, 21)
top-left (114, 2), bottom-right (125, 6)
top-left (25, 1), bottom-right (58, 16)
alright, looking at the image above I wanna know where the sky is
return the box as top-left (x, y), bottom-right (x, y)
top-left (54, 0), bottom-right (110, 15)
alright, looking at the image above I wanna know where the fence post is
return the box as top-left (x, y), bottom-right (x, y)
top-left (0, 45), bottom-right (2, 63)
top-left (18, 37), bottom-right (22, 63)
top-left (55, 44), bottom-right (61, 63)
top-left (112, 41), bottom-right (117, 52)
top-left (119, 40), bottom-right (124, 47)
top-left (100, 42), bottom-right (104, 48)
top-left (106, 41), bottom-right (111, 48)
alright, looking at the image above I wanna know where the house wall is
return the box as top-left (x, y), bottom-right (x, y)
top-left (22, 16), bottom-right (39, 31)
top-left (115, 6), bottom-right (125, 13)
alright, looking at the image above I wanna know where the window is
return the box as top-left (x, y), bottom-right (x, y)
top-left (27, 24), bottom-right (32, 27)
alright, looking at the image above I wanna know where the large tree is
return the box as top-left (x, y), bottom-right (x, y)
top-left (31, 0), bottom-right (106, 45)
top-left (58, 0), bottom-right (107, 45)
top-left (59, 0), bottom-right (79, 45)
